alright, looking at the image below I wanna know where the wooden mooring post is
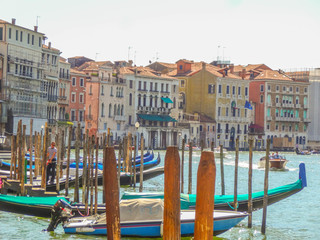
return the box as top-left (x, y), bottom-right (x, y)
top-left (139, 135), bottom-right (144, 192)
top-left (104, 146), bottom-right (121, 240)
top-left (261, 139), bottom-right (271, 234)
top-left (233, 138), bottom-right (239, 210)
top-left (90, 136), bottom-right (95, 215)
top-left (29, 119), bottom-right (33, 184)
top-left (163, 146), bottom-right (181, 239)
top-left (220, 144), bottom-right (225, 195)
top-left (102, 132), bottom-right (106, 203)
top-left (10, 135), bottom-right (15, 179)
top-left (20, 125), bottom-right (26, 195)
top-left (65, 126), bottom-right (72, 196)
top-left (74, 122), bottom-right (81, 203)
top-left (82, 132), bottom-right (88, 205)
top-left (94, 137), bottom-right (99, 215)
top-left (117, 140), bottom-right (122, 189)
top-left (188, 141), bottom-right (192, 194)
top-left (133, 136), bottom-right (137, 188)
top-left (41, 122), bottom-right (48, 189)
top-left (194, 151), bottom-right (216, 239)
top-left (248, 138), bottom-right (253, 228)
top-left (55, 130), bottom-right (60, 192)
top-left (181, 138), bottom-right (185, 193)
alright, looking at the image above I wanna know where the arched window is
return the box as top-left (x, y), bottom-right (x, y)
top-left (155, 96), bottom-right (158, 107)
top-left (101, 103), bottom-right (104, 117)
top-left (129, 93), bottom-right (132, 106)
top-left (117, 104), bottom-right (120, 115)
top-left (138, 94), bottom-right (141, 106)
top-left (101, 85), bottom-right (104, 95)
top-left (150, 95), bottom-right (153, 107)
top-left (276, 95), bottom-right (279, 103)
top-left (109, 104), bottom-right (112, 117)
top-left (267, 94), bottom-right (271, 104)
top-left (114, 104), bottom-right (116, 116)
top-left (121, 105), bottom-right (124, 116)
top-left (173, 97), bottom-right (176, 108)
top-left (304, 97), bottom-right (308, 106)
top-left (110, 86), bottom-right (113, 96)
top-left (143, 95), bottom-right (146, 106)
top-left (296, 96), bottom-right (299, 104)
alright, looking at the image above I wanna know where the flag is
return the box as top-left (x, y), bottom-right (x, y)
top-left (245, 101), bottom-right (253, 110)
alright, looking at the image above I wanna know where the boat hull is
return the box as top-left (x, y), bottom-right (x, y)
top-left (63, 210), bottom-right (247, 237)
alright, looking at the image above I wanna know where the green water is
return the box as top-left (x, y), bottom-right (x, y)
top-left (0, 150), bottom-right (318, 239)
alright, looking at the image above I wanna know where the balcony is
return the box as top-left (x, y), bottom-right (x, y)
top-left (48, 95), bottom-right (58, 102)
top-left (237, 130), bottom-right (242, 134)
top-left (58, 96), bottom-right (67, 100)
top-left (275, 116), bottom-right (300, 122)
top-left (217, 129), bottom-right (223, 133)
top-left (266, 116), bottom-right (272, 121)
top-left (282, 103), bottom-right (294, 108)
top-left (296, 104), bottom-right (301, 108)
top-left (267, 102), bottom-right (272, 107)
top-left (48, 119), bottom-right (55, 125)
top-left (276, 103), bottom-right (281, 107)
top-left (303, 118), bottom-right (311, 122)
top-left (114, 115), bottom-right (126, 121)
top-left (86, 115), bottom-right (93, 120)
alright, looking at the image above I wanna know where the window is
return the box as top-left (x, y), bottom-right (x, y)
top-left (226, 107), bottom-right (229, 117)
top-left (290, 86), bottom-right (293, 92)
top-left (110, 86), bottom-right (113, 96)
top-left (28, 33), bottom-right (30, 44)
top-left (200, 125), bottom-right (203, 132)
top-left (71, 93), bottom-right (76, 103)
top-left (79, 111), bottom-right (84, 121)
top-left (179, 65), bottom-right (183, 70)
top-left (283, 86), bottom-right (286, 92)
top-left (129, 115), bottom-right (132, 125)
top-left (155, 82), bottom-right (158, 91)
top-left (282, 125), bottom-right (285, 131)
top-left (245, 87), bottom-right (248, 96)
top-left (218, 107), bottom-right (221, 116)
top-left (32, 35), bottom-right (34, 45)
top-left (267, 124), bottom-right (270, 130)
top-left (79, 93), bottom-right (84, 103)
top-left (181, 80), bottom-right (185, 87)
top-left (276, 95), bottom-right (279, 103)
top-left (260, 84), bottom-right (264, 92)
top-left (8, 28), bottom-right (11, 39)
top-left (166, 84), bottom-right (169, 92)
top-left (173, 85), bottom-right (176, 93)
top-left (267, 108), bottom-right (271, 117)
top-left (296, 87), bottom-right (299, 93)
top-left (304, 97), bottom-right (308, 106)
top-left (150, 82), bottom-right (153, 91)
top-left (72, 77), bottom-right (76, 86)
top-left (276, 124), bottom-right (278, 130)
top-left (267, 85), bottom-right (271, 91)
top-left (260, 95), bottom-right (264, 103)
top-left (117, 123), bottom-right (120, 130)
top-left (296, 96), bottom-right (299, 104)
top-left (0, 27), bottom-right (3, 41)
top-left (267, 94), bottom-right (271, 104)
top-left (238, 86), bottom-right (241, 95)
top-left (20, 31), bottom-right (23, 42)
top-left (304, 87), bottom-right (308, 93)
top-left (226, 85), bottom-right (230, 94)
top-left (101, 103), bottom-right (104, 117)
top-left (104, 123), bottom-right (107, 130)
top-left (138, 81), bottom-right (141, 89)
top-left (39, 37), bottom-right (41, 47)
top-left (144, 81), bottom-right (147, 90)
top-left (80, 78), bottom-right (84, 87)
top-left (218, 85), bottom-right (222, 94)
top-left (245, 109), bottom-right (247, 117)
top-left (208, 84), bottom-right (215, 94)
top-left (16, 30), bottom-right (18, 40)
top-left (71, 110), bottom-right (76, 121)
top-left (276, 85), bottom-right (280, 91)
top-left (129, 93), bottom-right (132, 106)
top-left (232, 86), bottom-right (235, 95)
top-left (161, 83), bottom-right (164, 92)
top-left (101, 86), bottom-right (104, 95)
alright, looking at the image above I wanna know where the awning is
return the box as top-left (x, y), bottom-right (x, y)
top-left (137, 114), bottom-right (177, 122)
top-left (161, 97), bottom-right (173, 104)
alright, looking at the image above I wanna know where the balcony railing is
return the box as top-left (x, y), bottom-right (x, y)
top-left (275, 116), bottom-right (300, 122)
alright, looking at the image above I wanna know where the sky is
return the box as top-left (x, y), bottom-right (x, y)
top-left (1, 0), bottom-right (320, 70)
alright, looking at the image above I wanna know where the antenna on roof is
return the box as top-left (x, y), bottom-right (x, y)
top-left (36, 16), bottom-right (40, 27)
top-left (128, 46), bottom-right (132, 62)
top-left (134, 51), bottom-right (137, 66)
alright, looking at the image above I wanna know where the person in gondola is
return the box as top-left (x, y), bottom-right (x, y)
top-left (46, 142), bottom-right (57, 184)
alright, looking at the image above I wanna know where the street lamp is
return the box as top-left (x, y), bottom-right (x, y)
top-left (135, 121), bottom-right (140, 149)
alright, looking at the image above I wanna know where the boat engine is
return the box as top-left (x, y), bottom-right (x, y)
top-left (47, 199), bottom-right (73, 231)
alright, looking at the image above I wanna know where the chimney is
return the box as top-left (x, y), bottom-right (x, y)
top-left (34, 26), bottom-right (38, 32)
top-left (241, 69), bottom-right (246, 80)
top-left (48, 42), bottom-right (51, 49)
top-left (12, 18), bottom-right (16, 25)
top-left (202, 62), bottom-right (206, 70)
top-left (230, 64), bottom-right (234, 74)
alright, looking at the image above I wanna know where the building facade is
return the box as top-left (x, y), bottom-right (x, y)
top-left (0, 18), bottom-right (46, 134)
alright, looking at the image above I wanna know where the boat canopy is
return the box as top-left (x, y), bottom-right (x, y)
top-left (0, 195), bottom-right (69, 206)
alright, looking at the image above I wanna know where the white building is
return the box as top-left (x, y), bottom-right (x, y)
top-left (0, 18), bottom-right (47, 134)
top-left (120, 66), bottom-right (181, 149)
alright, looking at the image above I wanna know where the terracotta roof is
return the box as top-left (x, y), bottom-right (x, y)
top-left (119, 66), bottom-right (178, 80)
top-left (42, 44), bottom-right (60, 52)
top-left (70, 68), bottom-right (87, 75)
top-left (78, 61), bottom-right (109, 71)
top-left (254, 70), bottom-right (292, 81)
top-left (0, 19), bottom-right (9, 24)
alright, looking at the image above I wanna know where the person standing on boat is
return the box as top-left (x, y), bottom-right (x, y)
top-left (46, 142), bottom-right (57, 184)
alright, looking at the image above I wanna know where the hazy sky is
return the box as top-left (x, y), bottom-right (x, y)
top-left (2, 0), bottom-right (320, 70)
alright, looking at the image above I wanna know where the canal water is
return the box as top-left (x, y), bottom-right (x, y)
top-left (0, 150), bottom-right (318, 239)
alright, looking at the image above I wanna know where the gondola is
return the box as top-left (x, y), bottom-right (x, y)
top-left (122, 163), bottom-right (307, 211)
